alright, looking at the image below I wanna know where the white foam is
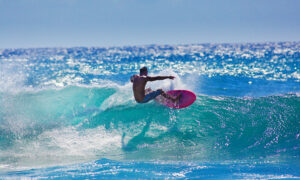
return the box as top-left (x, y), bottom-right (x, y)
top-left (233, 173), bottom-right (300, 179)
top-left (0, 126), bottom-right (123, 171)
top-left (147, 69), bottom-right (192, 92)
top-left (0, 62), bottom-right (26, 93)
top-left (100, 82), bottom-right (136, 111)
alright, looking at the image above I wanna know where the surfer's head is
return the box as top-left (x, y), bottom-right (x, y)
top-left (140, 67), bottom-right (148, 76)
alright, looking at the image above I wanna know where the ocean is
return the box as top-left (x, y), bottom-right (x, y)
top-left (0, 42), bottom-right (299, 179)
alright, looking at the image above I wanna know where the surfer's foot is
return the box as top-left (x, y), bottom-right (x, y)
top-left (173, 93), bottom-right (182, 103)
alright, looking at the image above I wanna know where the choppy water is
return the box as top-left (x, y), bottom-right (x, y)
top-left (0, 42), bottom-right (299, 179)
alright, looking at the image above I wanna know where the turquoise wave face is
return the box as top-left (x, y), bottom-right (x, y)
top-left (0, 86), bottom-right (299, 170)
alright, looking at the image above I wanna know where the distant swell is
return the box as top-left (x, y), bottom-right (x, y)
top-left (0, 86), bottom-right (299, 169)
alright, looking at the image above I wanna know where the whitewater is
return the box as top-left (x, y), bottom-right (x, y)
top-left (0, 42), bottom-right (299, 179)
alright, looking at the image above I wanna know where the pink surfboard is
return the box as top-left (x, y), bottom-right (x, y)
top-left (155, 90), bottom-right (196, 109)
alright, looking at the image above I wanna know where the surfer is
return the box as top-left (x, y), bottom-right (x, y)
top-left (130, 67), bottom-right (181, 103)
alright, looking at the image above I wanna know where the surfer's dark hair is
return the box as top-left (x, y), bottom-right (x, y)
top-left (140, 67), bottom-right (147, 74)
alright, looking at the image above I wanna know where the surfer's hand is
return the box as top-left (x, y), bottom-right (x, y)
top-left (169, 76), bottom-right (175, 80)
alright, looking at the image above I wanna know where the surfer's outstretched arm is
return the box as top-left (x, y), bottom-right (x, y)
top-left (146, 76), bottom-right (174, 81)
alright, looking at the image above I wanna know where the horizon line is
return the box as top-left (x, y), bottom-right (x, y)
top-left (1, 40), bottom-right (300, 50)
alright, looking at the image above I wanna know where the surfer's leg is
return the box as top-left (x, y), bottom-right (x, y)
top-left (174, 93), bottom-right (182, 102)
top-left (160, 89), bottom-right (181, 102)
top-left (140, 89), bottom-right (163, 103)
top-left (145, 88), bottom-right (152, 94)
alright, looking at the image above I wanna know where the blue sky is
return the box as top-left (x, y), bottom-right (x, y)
top-left (0, 0), bottom-right (300, 48)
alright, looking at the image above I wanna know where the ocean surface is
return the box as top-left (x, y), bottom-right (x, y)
top-left (0, 42), bottom-right (299, 179)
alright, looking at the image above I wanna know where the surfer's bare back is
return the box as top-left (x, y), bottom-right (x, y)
top-left (130, 67), bottom-right (181, 103)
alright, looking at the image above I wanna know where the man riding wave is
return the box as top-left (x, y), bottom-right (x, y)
top-left (130, 67), bottom-right (181, 103)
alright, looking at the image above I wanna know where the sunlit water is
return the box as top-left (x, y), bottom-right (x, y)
top-left (0, 42), bottom-right (299, 179)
